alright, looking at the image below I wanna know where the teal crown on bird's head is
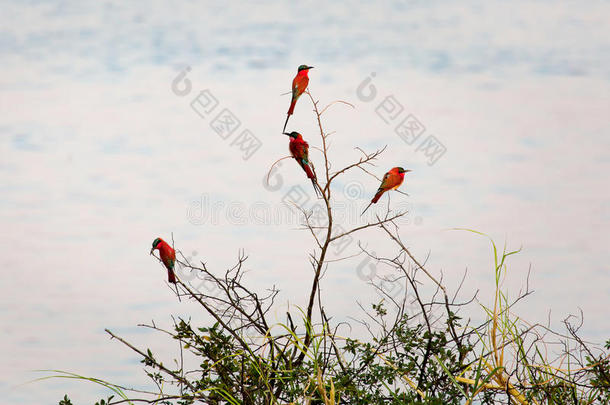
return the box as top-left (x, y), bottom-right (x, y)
top-left (283, 131), bottom-right (301, 139)
top-left (150, 237), bottom-right (163, 254)
top-left (152, 238), bottom-right (162, 248)
top-left (297, 65), bottom-right (314, 72)
top-left (397, 167), bottom-right (412, 174)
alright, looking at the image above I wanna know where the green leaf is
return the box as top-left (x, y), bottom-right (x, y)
top-left (59, 394), bottom-right (73, 405)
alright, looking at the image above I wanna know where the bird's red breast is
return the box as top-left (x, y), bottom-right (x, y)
top-left (288, 136), bottom-right (315, 180)
top-left (371, 167), bottom-right (405, 203)
top-left (289, 135), bottom-right (309, 160)
top-left (151, 238), bottom-right (177, 283)
top-left (385, 167), bottom-right (406, 189)
top-left (292, 70), bottom-right (310, 97)
top-left (158, 242), bottom-right (175, 269)
top-left (287, 71), bottom-right (310, 116)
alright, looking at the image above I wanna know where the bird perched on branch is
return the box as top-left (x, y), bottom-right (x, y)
top-left (283, 65), bottom-right (314, 132)
top-left (150, 237), bottom-right (176, 284)
top-left (361, 167), bottom-right (411, 215)
top-left (284, 131), bottom-right (321, 197)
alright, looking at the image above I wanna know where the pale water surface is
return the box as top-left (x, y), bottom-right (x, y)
top-left (1, 1), bottom-right (609, 403)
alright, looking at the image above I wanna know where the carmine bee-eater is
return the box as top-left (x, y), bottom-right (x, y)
top-left (283, 65), bottom-right (314, 132)
top-left (284, 131), bottom-right (321, 197)
top-left (361, 167), bottom-right (412, 215)
top-left (150, 237), bottom-right (176, 284)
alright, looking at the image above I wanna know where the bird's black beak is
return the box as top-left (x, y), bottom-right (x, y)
top-left (283, 132), bottom-right (291, 136)
top-left (307, 66), bottom-right (314, 69)
top-left (150, 248), bottom-right (155, 255)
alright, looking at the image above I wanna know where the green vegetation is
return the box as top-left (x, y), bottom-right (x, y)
top-left (51, 91), bottom-right (609, 404)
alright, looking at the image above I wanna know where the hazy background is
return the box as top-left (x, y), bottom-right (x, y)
top-left (1, 1), bottom-right (609, 403)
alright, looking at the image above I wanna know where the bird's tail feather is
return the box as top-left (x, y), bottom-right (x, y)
top-left (168, 269), bottom-right (177, 284)
top-left (173, 282), bottom-right (181, 302)
top-left (284, 96), bottom-right (298, 131)
top-left (361, 201), bottom-right (374, 216)
top-left (302, 163), bottom-right (322, 197)
top-left (311, 178), bottom-right (322, 198)
top-left (302, 162), bottom-right (315, 180)
top-left (287, 98), bottom-right (297, 115)
top-left (371, 189), bottom-right (384, 204)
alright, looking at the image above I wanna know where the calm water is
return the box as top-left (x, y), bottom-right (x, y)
top-left (1, 1), bottom-right (609, 403)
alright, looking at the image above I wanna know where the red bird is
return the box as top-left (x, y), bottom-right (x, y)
top-left (284, 131), bottom-right (321, 197)
top-left (150, 237), bottom-right (176, 283)
top-left (283, 64), bottom-right (314, 132)
top-left (361, 167), bottom-right (411, 215)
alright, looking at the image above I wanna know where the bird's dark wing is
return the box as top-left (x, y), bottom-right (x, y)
top-left (378, 172), bottom-right (391, 191)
